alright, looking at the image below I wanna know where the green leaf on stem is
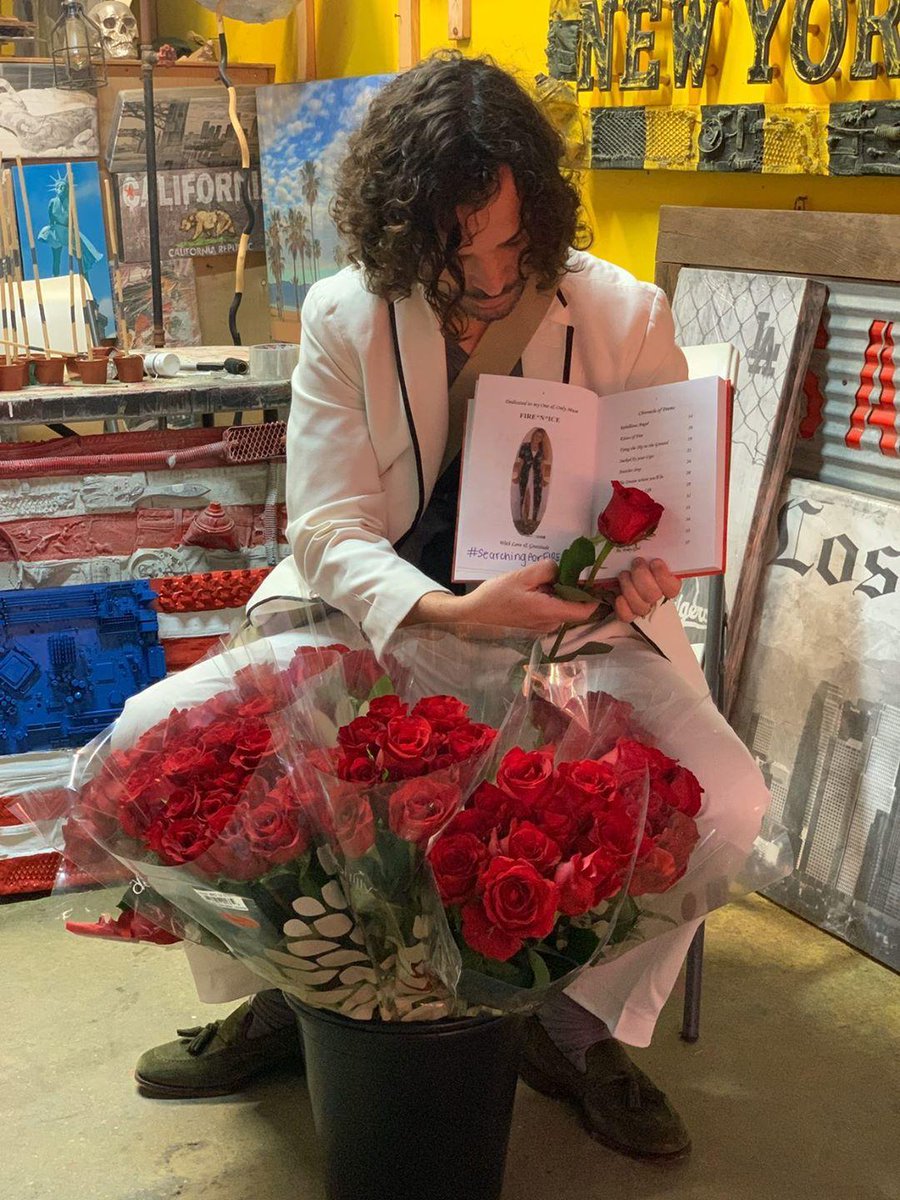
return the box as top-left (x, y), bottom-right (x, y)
top-left (527, 947), bottom-right (552, 988)
top-left (367, 674), bottom-right (394, 701)
top-left (557, 537), bottom-right (597, 587)
top-left (548, 641), bottom-right (614, 663)
top-left (553, 584), bottom-right (601, 604)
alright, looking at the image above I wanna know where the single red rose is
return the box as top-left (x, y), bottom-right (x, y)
top-left (229, 722), bottom-right (273, 771)
top-left (380, 715), bottom-right (435, 777)
top-left (555, 759), bottom-right (618, 810)
top-left (428, 832), bottom-right (488, 905)
top-left (597, 481), bottom-right (664, 546)
top-left (411, 695), bottom-right (470, 732)
top-left (331, 792), bottom-right (376, 859)
top-left (495, 747), bottom-right (557, 807)
top-left (628, 846), bottom-right (678, 895)
top-left (200, 720), bottom-right (244, 758)
top-left (341, 649), bottom-right (386, 699)
top-left (446, 722), bottom-right (498, 764)
top-left (461, 899), bottom-right (524, 962)
top-left (199, 788), bottom-right (237, 822)
top-left (119, 791), bottom-right (166, 841)
top-left (242, 800), bottom-right (310, 863)
top-left (655, 809), bottom-right (701, 878)
top-left (555, 849), bottom-right (622, 916)
top-left (389, 776), bottom-right (461, 844)
top-left (480, 856), bottom-right (559, 940)
top-left (160, 787), bottom-right (201, 824)
top-left (337, 753), bottom-right (381, 785)
top-left (660, 764), bottom-right (704, 818)
top-left (148, 817), bottom-right (212, 865)
top-left (365, 695), bottom-right (409, 724)
top-left (237, 695), bottom-right (275, 720)
top-left (337, 715), bottom-right (385, 754)
top-left (534, 806), bottom-right (578, 857)
top-left (586, 805), bottom-right (642, 863)
top-left (442, 807), bottom-right (496, 841)
top-left (472, 780), bottom-right (513, 819)
top-left (501, 820), bottom-right (562, 874)
top-left (200, 816), bottom-right (266, 882)
top-left (285, 643), bottom-right (347, 689)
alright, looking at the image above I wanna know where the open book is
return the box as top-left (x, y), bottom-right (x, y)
top-left (453, 374), bottom-right (731, 583)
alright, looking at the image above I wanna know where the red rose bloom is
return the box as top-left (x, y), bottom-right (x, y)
top-left (480, 856), bottom-right (559, 941)
top-left (442, 807), bottom-right (496, 841)
top-left (337, 715), bottom-right (385, 754)
top-left (148, 817), bottom-right (212, 865)
top-left (597, 481), bottom-right (664, 546)
top-left (389, 777), bottom-right (461, 843)
top-left (380, 715), bottom-right (435, 777)
top-left (495, 747), bottom-right (556, 807)
top-left (461, 900), bottom-right (524, 962)
top-left (555, 850), bottom-right (621, 916)
top-left (331, 792), bottom-right (376, 859)
top-left (163, 744), bottom-right (219, 781)
top-left (200, 816), bottom-right (266, 881)
top-left (411, 695), bottom-right (470, 732)
top-left (429, 833), bottom-right (488, 904)
top-left (555, 759), bottom-right (618, 809)
top-left (337, 754), bottom-right (381, 785)
top-left (340, 649), bottom-right (386, 699)
top-left (365, 695), bottom-right (408, 724)
top-left (446, 722), bottom-right (498, 764)
top-left (242, 801), bottom-right (310, 863)
top-left (628, 846), bottom-right (678, 895)
top-left (501, 820), bottom-right (562, 874)
top-left (230, 722), bottom-right (273, 770)
top-left (660, 764), bottom-right (704, 818)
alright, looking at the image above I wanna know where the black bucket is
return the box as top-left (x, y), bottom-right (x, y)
top-left (289, 999), bottom-right (524, 1200)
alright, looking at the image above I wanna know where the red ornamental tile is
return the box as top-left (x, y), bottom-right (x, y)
top-left (151, 567), bottom-right (271, 613)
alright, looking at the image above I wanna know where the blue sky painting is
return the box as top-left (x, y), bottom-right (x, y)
top-left (257, 74), bottom-right (393, 335)
top-left (13, 160), bottom-right (115, 340)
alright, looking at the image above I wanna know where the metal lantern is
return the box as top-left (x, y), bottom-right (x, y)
top-left (51, 1), bottom-right (108, 91)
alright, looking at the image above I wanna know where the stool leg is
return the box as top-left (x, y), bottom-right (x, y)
top-left (680, 923), bottom-right (705, 1043)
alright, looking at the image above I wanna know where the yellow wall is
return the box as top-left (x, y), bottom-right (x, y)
top-left (157, 0), bottom-right (900, 284)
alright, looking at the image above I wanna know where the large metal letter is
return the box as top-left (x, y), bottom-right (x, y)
top-left (621, 0), bottom-right (662, 89)
top-left (744, 0), bottom-right (789, 82)
top-left (851, 0), bottom-right (900, 79)
top-left (790, 0), bottom-right (847, 84)
top-left (579, 0), bottom-right (619, 91)
top-left (672, 0), bottom-right (720, 88)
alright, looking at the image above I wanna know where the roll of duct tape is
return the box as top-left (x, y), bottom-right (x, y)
top-left (249, 343), bottom-right (301, 381)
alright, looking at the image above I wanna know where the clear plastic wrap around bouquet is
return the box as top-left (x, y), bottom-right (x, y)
top-left (11, 616), bottom-right (791, 1021)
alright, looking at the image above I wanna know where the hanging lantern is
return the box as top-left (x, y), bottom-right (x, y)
top-left (51, 1), bottom-right (108, 91)
top-left (194, 0), bottom-right (295, 20)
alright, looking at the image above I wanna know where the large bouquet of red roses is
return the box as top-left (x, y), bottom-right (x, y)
top-left (428, 722), bottom-right (702, 1006)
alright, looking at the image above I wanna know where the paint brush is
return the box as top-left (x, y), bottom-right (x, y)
top-left (15, 158), bottom-right (50, 355)
top-left (102, 175), bottom-right (130, 352)
top-left (66, 163), bottom-right (93, 352)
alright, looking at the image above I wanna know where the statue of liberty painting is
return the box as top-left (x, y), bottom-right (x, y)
top-left (37, 172), bottom-right (103, 278)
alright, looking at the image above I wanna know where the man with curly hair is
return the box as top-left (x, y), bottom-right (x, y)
top-left (136, 52), bottom-right (706, 1160)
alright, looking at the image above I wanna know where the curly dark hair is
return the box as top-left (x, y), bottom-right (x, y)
top-left (331, 52), bottom-right (591, 335)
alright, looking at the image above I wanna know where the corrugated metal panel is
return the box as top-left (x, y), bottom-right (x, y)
top-left (792, 279), bottom-right (900, 503)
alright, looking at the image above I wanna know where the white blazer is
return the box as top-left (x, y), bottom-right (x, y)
top-left (248, 250), bottom-right (693, 665)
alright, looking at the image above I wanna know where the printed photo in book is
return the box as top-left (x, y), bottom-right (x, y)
top-left (453, 374), bottom-right (731, 583)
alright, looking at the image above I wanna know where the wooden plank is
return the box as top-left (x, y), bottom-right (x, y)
top-left (657, 207), bottom-right (900, 284)
top-left (398, 0), bottom-right (420, 71)
top-left (448, 0), bottom-right (472, 40)
top-left (295, 0), bottom-right (317, 81)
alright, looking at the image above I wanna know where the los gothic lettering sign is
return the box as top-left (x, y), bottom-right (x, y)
top-left (549, 0), bottom-right (900, 91)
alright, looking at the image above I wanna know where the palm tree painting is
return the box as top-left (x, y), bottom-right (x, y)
top-left (257, 75), bottom-right (394, 341)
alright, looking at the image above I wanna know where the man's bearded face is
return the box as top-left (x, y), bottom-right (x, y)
top-left (453, 165), bottom-right (527, 325)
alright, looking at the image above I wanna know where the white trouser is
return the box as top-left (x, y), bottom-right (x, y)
top-left (113, 606), bottom-right (767, 1047)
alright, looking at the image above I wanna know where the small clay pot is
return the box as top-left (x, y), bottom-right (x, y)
top-left (114, 353), bottom-right (145, 383)
top-left (78, 356), bottom-right (110, 385)
top-left (34, 356), bottom-right (66, 386)
top-left (92, 346), bottom-right (116, 360)
top-left (0, 360), bottom-right (26, 391)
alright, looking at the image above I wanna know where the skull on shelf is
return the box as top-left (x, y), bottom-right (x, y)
top-left (88, 1), bottom-right (139, 59)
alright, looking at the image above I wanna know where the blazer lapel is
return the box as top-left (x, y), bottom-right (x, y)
top-left (391, 289), bottom-right (448, 503)
top-left (521, 288), bottom-right (574, 383)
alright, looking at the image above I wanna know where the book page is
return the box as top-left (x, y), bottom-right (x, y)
top-left (593, 376), bottom-right (729, 579)
top-left (453, 375), bottom-right (600, 582)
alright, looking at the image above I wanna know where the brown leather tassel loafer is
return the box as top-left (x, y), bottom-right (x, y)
top-left (519, 1017), bottom-right (691, 1160)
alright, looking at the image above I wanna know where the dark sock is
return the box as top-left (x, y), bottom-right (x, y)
top-left (246, 989), bottom-right (295, 1039)
top-left (537, 992), bottom-right (612, 1072)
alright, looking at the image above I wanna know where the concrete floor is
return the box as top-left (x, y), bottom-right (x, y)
top-left (3, 892), bottom-right (898, 1200)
